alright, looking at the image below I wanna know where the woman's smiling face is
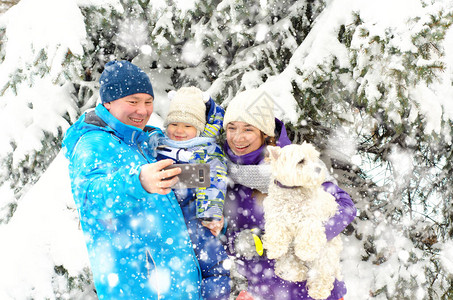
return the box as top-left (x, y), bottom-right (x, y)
top-left (226, 121), bottom-right (265, 156)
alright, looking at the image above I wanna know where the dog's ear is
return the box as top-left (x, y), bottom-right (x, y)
top-left (301, 141), bottom-right (320, 160)
top-left (267, 146), bottom-right (281, 161)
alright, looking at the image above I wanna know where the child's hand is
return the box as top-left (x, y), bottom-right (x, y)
top-left (202, 216), bottom-right (224, 236)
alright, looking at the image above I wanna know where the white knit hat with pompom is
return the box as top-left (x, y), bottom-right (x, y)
top-left (223, 89), bottom-right (275, 137)
top-left (165, 86), bottom-right (209, 134)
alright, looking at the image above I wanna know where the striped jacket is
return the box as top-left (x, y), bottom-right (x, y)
top-left (157, 98), bottom-right (227, 220)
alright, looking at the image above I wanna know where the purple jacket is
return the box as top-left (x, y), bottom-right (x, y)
top-left (224, 119), bottom-right (357, 300)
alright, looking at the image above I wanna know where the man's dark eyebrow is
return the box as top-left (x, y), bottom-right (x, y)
top-left (130, 95), bottom-right (153, 100)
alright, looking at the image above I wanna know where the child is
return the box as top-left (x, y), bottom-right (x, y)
top-left (156, 86), bottom-right (231, 300)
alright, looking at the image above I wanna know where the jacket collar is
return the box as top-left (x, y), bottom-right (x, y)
top-left (159, 135), bottom-right (215, 149)
top-left (275, 118), bottom-right (291, 147)
top-left (223, 143), bottom-right (265, 165)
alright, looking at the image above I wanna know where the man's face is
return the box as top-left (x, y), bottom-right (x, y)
top-left (104, 93), bottom-right (154, 130)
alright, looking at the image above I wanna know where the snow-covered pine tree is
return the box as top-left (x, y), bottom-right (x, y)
top-left (0, 0), bottom-right (18, 14)
top-left (0, 0), bottom-right (97, 297)
top-left (0, 0), bottom-right (88, 223)
top-left (280, 1), bottom-right (453, 298)
top-left (0, 0), bottom-right (327, 297)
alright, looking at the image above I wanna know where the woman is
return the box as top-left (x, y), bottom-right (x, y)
top-left (222, 89), bottom-right (356, 300)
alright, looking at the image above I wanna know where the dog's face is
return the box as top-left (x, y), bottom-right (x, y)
top-left (267, 143), bottom-right (326, 188)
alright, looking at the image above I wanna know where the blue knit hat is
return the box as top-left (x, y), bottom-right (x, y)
top-left (99, 60), bottom-right (154, 104)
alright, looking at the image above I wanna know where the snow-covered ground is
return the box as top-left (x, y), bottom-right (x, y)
top-left (0, 152), bottom-right (95, 299)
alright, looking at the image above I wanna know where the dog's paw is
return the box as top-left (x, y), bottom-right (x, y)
top-left (307, 276), bottom-right (335, 300)
top-left (274, 255), bottom-right (308, 282)
top-left (307, 284), bottom-right (333, 300)
top-left (275, 266), bottom-right (306, 282)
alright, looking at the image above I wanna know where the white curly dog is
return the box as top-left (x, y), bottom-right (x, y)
top-left (263, 143), bottom-right (342, 300)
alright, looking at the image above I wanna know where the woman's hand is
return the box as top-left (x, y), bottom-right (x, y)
top-left (234, 228), bottom-right (264, 259)
top-left (139, 159), bottom-right (181, 195)
top-left (202, 216), bottom-right (224, 236)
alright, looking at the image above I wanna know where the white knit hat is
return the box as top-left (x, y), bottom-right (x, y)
top-left (164, 86), bottom-right (207, 134)
top-left (223, 89), bottom-right (276, 137)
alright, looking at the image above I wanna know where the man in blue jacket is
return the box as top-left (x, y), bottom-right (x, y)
top-left (63, 60), bottom-right (202, 299)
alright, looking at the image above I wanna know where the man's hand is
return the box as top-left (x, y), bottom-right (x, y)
top-left (139, 159), bottom-right (181, 195)
top-left (202, 216), bottom-right (224, 236)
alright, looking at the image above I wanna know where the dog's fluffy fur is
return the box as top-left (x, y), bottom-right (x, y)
top-left (263, 143), bottom-right (342, 300)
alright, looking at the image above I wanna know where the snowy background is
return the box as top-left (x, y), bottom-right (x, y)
top-left (0, 0), bottom-right (452, 299)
